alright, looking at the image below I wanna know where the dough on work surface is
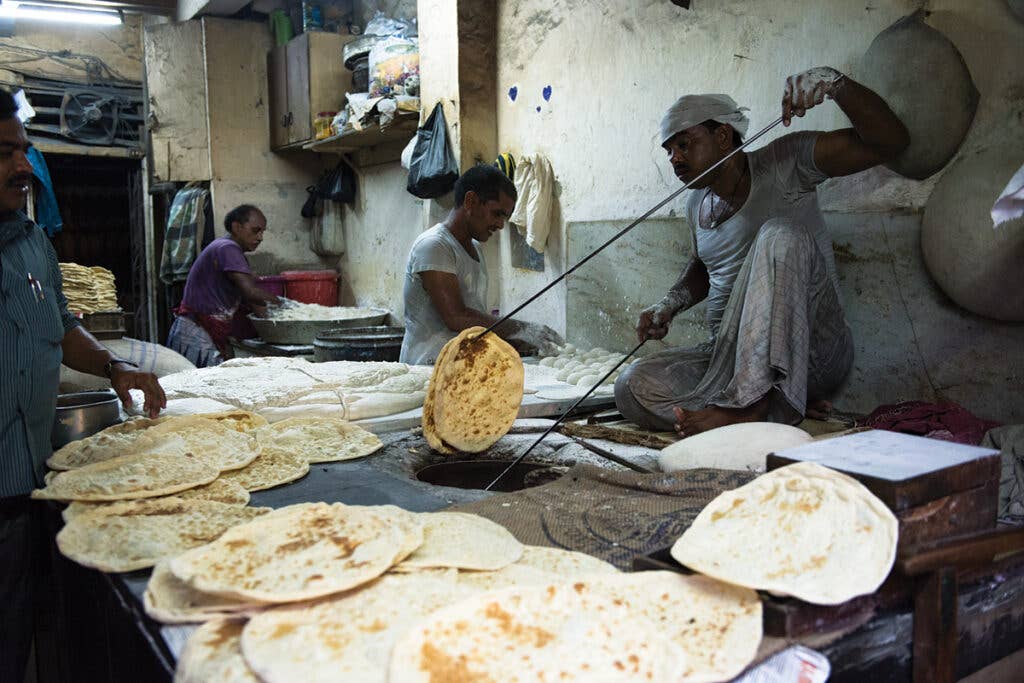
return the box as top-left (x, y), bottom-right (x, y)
top-left (396, 512), bottom-right (523, 571)
top-left (256, 417), bottom-right (383, 464)
top-left (63, 478), bottom-right (251, 521)
top-left (33, 449), bottom-right (219, 502)
top-left (671, 462), bottom-right (898, 605)
top-left (388, 579), bottom-right (688, 683)
top-left (56, 498), bottom-right (270, 572)
top-left (169, 503), bottom-right (424, 603)
top-left (659, 422), bottom-right (813, 474)
top-left (218, 449), bottom-right (310, 492)
top-left (175, 619), bottom-right (260, 683)
top-left (422, 327), bottom-right (524, 454)
top-left (239, 571), bottom-right (472, 683)
top-left (145, 561), bottom-right (266, 624)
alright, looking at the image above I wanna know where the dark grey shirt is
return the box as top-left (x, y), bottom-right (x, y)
top-left (0, 213), bottom-right (79, 498)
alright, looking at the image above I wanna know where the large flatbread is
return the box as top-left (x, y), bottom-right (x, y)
top-left (145, 561), bottom-right (266, 624)
top-left (201, 410), bottom-right (268, 432)
top-left (48, 415), bottom-right (261, 473)
top-left (56, 498), bottom-right (270, 572)
top-left (169, 503), bottom-right (424, 603)
top-left (240, 571), bottom-right (473, 683)
top-left (671, 462), bottom-right (899, 605)
top-left (32, 450), bottom-right (220, 502)
top-left (454, 546), bottom-right (619, 591)
top-left (218, 450), bottom-right (310, 492)
top-left (423, 326), bottom-right (524, 454)
top-left (256, 417), bottom-right (383, 464)
top-left (398, 512), bottom-right (523, 571)
top-left (175, 619), bottom-right (260, 683)
top-left (47, 417), bottom-right (171, 470)
top-left (584, 571), bottom-right (762, 683)
top-left (388, 579), bottom-right (688, 682)
top-left (63, 478), bottom-right (251, 522)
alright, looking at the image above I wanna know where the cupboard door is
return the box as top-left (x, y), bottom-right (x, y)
top-left (307, 33), bottom-right (351, 135)
top-left (285, 34), bottom-right (312, 145)
top-left (268, 45), bottom-right (290, 150)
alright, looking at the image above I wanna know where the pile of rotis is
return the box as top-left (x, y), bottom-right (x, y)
top-left (32, 411), bottom-right (383, 573)
top-left (127, 357), bottom-right (433, 424)
top-left (164, 505), bottom-right (764, 683)
top-left (60, 262), bottom-right (120, 314)
top-left (422, 326), bottom-right (524, 455)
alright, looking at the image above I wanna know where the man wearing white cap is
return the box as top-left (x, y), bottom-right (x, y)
top-left (615, 67), bottom-right (909, 436)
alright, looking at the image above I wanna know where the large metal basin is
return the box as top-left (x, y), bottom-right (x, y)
top-left (52, 390), bottom-right (121, 449)
top-left (249, 308), bottom-right (389, 346)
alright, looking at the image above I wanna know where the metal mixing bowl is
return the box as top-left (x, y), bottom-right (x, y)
top-left (52, 390), bottom-right (121, 449)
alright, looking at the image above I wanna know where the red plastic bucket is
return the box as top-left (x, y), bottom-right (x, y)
top-left (256, 275), bottom-right (286, 298)
top-left (281, 270), bottom-right (338, 305)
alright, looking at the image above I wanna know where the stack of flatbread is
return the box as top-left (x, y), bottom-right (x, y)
top-left (59, 262), bottom-right (120, 314)
top-left (165, 507), bottom-right (764, 682)
top-left (127, 357), bottom-right (434, 423)
top-left (422, 326), bottom-right (524, 455)
top-left (33, 411), bottom-right (384, 572)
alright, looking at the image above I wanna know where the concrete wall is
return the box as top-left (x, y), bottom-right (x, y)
top-left (484, 0), bottom-right (1024, 422)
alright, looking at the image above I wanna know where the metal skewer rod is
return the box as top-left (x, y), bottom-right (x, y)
top-left (478, 115), bottom-right (786, 340)
top-left (484, 338), bottom-right (648, 491)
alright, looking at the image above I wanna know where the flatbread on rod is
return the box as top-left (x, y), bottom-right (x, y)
top-left (169, 502), bottom-right (424, 603)
top-left (256, 416), bottom-right (383, 464)
top-left (671, 461), bottom-right (898, 605)
top-left (56, 498), bottom-right (271, 572)
top-left (240, 571), bottom-right (473, 683)
top-left (175, 619), bottom-right (260, 683)
top-left (422, 326), bottom-right (524, 454)
top-left (388, 579), bottom-right (688, 683)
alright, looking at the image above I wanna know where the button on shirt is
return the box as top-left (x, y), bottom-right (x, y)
top-left (0, 214), bottom-right (80, 497)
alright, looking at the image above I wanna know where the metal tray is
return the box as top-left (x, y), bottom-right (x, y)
top-left (249, 308), bottom-right (389, 345)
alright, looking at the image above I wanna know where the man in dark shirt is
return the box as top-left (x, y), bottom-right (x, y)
top-left (0, 88), bottom-right (166, 682)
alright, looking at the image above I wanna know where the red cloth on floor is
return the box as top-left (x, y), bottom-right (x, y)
top-left (859, 400), bottom-right (1001, 446)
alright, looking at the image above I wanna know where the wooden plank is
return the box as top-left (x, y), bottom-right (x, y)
top-left (913, 568), bottom-right (958, 683)
top-left (286, 34), bottom-right (312, 145)
top-left (897, 480), bottom-right (998, 551)
top-left (304, 114), bottom-right (418, 155)
top-left (29, 137), bottom-right (141, 158)
top-left (143, 21), bottom-right (211, 181)
top-left (306, 32), bottom-right (352, 134)
top-left (267, 46), bottom-right (290, 150)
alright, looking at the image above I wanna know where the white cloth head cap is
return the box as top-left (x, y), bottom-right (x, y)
top-left (660, 94), bottom-right (750, 145)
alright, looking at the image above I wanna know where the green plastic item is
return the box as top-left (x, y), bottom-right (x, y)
top-left (270, 9), bottom-right (294, 47)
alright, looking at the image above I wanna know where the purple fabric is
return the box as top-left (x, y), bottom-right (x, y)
top-left (180, 236), bottom-right (252, 316)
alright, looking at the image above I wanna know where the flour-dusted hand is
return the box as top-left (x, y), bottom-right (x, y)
top-left (782, 67), bottom-right (845, 126)
top-left (636, 289), bottom-right (693, 342)
top-left (110, 365), bottom-right (166, 418)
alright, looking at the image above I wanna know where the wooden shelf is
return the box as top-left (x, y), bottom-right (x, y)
top-left (303, 112), bottom-right (419, 155)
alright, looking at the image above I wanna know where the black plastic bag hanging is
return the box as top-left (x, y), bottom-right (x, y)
top-left (406, 102), bottom-right (459, 198)
top-left (301, 159), bottom-right (357, 218)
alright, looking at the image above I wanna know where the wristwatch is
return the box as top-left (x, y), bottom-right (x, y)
top-left (104, 357), bottom-right (139, 378)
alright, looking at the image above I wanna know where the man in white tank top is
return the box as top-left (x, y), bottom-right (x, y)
top-left (615, 67), bottom-right (909, 435)
top-left (400, 165), bottom-right (562, 365)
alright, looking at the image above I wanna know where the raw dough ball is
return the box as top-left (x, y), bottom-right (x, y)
top-left (566, 370), bottom-right (587, 385)
top-left (555, 369), bottom-right (572, 382)
top-left (562, 344), bottom-right (576, 354)
top-left (575, 374), bottom-right (599, 388)
top-left (552, 358), bottom-right (569, 369)
top-left (538, 357), bottom-right (556, 367)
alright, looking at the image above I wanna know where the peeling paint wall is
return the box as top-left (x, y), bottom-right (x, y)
top-left (488, 0), bottom-right (1024, 421)
top-left (0, 15), bottom-right (144, 85)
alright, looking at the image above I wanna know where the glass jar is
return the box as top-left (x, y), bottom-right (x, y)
top-left (314, 111), bottom-right (337, 140)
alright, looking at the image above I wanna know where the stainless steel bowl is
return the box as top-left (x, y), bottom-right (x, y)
top-left (52, 390), bottom-right (121, 449)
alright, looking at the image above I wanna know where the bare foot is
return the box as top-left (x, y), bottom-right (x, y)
top-left (806, 399), bottom-right (832, 421)
top-left (673, 397), bottom-right (770, 437)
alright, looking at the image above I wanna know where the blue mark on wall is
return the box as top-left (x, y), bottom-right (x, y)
top-left (508, 86), bottom-right (518, 102)
top-left (542, 85), bottom-right (552, 101)
top-left (536, 106), bottom-right (541, 112)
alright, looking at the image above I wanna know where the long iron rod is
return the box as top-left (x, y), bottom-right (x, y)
top-left (478, 115), bottom-right (786, 340)
top-left (484, 338), bottom-right (648, 491)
